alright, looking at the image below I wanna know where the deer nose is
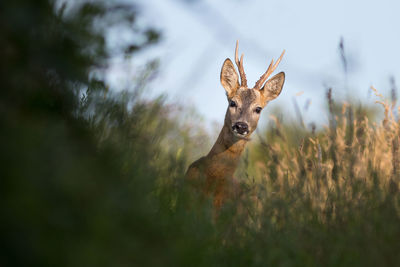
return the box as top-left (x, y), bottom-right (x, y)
top-left (232, 122), bottom-right (249, 135)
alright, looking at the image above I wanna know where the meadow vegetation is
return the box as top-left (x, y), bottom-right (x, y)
top-left (2, 0), bottom-right (400, 266)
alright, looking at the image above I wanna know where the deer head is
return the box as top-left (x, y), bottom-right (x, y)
top-left (220, 41), bottom-right (285, 139)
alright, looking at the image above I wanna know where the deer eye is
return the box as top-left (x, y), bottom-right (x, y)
top-left (229, 100), bottom-right (237, 108)
top-left (255, 107), bottom-right (262, 114)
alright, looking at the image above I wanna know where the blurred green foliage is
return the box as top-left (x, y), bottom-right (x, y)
top-left (0, 0), bottom-right (213, 265)
top-left (2, 0), bottom-right (400, 266)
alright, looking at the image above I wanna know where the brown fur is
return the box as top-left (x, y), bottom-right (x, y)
top-left (186, 43), bottom-right (285, 210)
top-left (186, 123), bottom-right (246, 208)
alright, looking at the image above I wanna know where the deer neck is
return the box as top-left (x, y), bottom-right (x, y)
top-left (205, 120), bottom-right (248, 179)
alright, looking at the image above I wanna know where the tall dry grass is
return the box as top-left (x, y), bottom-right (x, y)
top-left (3, 0), bottom-right (400, 263)
top-left (243, 86), bottom-right (399, 214)
top-left (221, 86), bottom-right (400, 265)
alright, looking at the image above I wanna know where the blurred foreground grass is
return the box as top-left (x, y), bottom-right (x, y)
top-left (1, 0), bottom-right (400, 266)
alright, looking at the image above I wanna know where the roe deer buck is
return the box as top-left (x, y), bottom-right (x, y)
top-left (186, 41), bottom-right (285, 209)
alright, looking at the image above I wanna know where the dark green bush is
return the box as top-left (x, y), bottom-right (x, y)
top-left (2, 1), bottom-right (400, 266)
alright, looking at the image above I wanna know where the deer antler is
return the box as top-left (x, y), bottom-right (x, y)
top-left (254, 50), bottom-right (285, 90)
top-left (235, 40), bottom-right (247, 88)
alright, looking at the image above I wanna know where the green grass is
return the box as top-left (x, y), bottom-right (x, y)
top-left (2, 0), bottom-right (400, 265)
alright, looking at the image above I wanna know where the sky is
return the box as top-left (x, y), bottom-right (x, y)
top-left (107, 0), bottom-right (400, 130)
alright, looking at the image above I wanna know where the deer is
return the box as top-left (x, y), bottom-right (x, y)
top-left (186, 41), bottom-right (285, 211)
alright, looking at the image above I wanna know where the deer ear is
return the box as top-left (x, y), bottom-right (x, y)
top-left (220, 58), bottom-right (239, 98)
top-left (261, 72), bottom-right (285, 102)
